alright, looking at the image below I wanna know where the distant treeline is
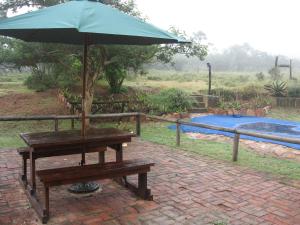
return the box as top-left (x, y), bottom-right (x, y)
top-left (148, 43), bottom-right (300, 73)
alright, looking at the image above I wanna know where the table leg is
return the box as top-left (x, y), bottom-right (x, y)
top-left (81, 152), bottom-right (85, 166)
top-left (98, 151), bottom-right (105, 165)
top-left (21, 155), bottom-right (27, 185)
top-left (116, 144), bottom-right (123, 163)
top-left (30, 150), bottom-right (36, 195)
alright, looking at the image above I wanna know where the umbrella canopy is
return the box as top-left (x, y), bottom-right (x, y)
top-left (0, 0), bottom-right (187, 45)
top-left (0, 0), bottom-right (189, 135)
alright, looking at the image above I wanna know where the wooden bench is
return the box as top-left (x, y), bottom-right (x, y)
top-left (17, 146), bottom-right (107, 186)
top-left (36, 160), bottom-right (154, 223)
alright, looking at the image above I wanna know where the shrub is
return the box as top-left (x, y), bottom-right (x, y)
top-left (0, 77), bottom-right (13, 82)
top-left (211, 88), bottom-right (236, 101)
top-left (105, 64), bottom-right (126, 94)
top-left (288, 85), bottom-right (300, 97)
top-left (147, 88), bottom-right (192, 114)
top-left (24, 66), bottom-right (57, 92)
top-left (238, 75), bottom-right (249, 82)
top-left (256, 72), bottom-right (265, 81)
top-left (147, 76), bottom-right (162, 81)
top-left (268, 67), bottom-right (283, 80)
top-left (264, 80), bottom-right (287, 97)
top-left (250, 96), bottom-right (272, 108)
top-left (238, 85), bottom-right (261, 101)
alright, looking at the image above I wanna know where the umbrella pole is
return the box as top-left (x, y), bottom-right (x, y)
top-left (69, 35), bottom-right (101, 194)
top-left (81, 35), bottom-right (88, 137)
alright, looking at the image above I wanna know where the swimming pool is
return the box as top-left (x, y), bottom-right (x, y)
top-left (169, 115), bottom-right (300, 150)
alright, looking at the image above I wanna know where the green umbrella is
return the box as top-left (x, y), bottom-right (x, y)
top-left (0, 0), bottom-right (188, 135)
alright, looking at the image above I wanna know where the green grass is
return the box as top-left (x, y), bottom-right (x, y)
top-left (268, 107), bottom-right (300, 122)
top-left (0, 120), bottom-right (79, 148)
top-left (0, 73), bottom-right (32, 96)
top-left (140, 122), bottom-right (300, 181)
top-left (1, 120), bottom-right (299, 181)
top-left (124, 70), bottom-right (274, 93)
top-left (0, 71), bottom-right (299, 182)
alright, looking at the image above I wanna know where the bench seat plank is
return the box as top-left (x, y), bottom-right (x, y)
top-left (37, 160), bottom-right (154, 187)
top-left (33, 159), bottom-right (154, 223)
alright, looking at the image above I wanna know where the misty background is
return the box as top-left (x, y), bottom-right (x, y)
top-left (135, 0), bottom-right (300, 74)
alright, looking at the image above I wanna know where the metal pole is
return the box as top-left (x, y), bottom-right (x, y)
top-left (207, 63), bottom-right (212, 95)
top-left (81, 35), bottom-right (88, 137)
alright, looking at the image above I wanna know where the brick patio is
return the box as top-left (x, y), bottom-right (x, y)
top-left (0, 138), bottom-right (299, 225)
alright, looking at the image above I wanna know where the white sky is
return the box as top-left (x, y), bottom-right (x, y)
top-left (7, 0), bottom-right (300, 59)
top-left (135, 0), bottom-right (300, 59)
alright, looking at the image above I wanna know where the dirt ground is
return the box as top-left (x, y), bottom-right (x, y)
top-left (0, 89), bottom-right (68, 116)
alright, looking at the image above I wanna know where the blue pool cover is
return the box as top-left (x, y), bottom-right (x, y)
top-left (169, 115), bottom-right (300, 150)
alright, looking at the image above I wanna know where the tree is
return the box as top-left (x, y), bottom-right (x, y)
top-left (0, 0), bottom-right (208, 128)
top-left (268, 67), bottom-right (282, 80)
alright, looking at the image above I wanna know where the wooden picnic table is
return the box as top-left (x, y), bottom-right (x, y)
top-left (18, 127), bottom-right (154, 223)
top-left (20, 127), bottom-right (134, 194)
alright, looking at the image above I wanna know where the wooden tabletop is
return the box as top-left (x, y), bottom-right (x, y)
top-left (20, 128), bottom-right (134, 149)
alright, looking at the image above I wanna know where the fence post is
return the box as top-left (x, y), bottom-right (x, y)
top-left (54, 118), bottom-right (59, 132)
top-left (136, 114), bottom-right (141, 137)
top-left (176, 119), bottom-right (181, 146)
top-left (232, 133), bottom-right (240, 162)
top-left (71, 105), bottom-right (75, 130)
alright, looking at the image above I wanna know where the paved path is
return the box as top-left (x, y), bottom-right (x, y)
top-left (0, 139), bottom-right (299, 225)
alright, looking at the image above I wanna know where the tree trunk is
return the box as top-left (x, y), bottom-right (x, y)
top-left (83, 73), bottom-right (96, 129)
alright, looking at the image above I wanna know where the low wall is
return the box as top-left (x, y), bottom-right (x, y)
top-left (273, 97), bottom-right (300, 108)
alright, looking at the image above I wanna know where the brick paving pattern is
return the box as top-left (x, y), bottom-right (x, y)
top-left (0, 138), bottom-right (299, 225)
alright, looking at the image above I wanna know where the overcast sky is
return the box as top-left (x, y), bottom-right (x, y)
top-left (135, 0), bottom-right (300, 59)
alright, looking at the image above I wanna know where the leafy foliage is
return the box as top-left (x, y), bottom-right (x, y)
top-left (288, 85), bottom-right (300, 98)
top-left (104, 63), bottom-right (127, 94)
top-left (156, 28), bottom-right (208, 64)
top-left (147, 88), bottom-right (192, 114)
top-left (264, 81), bottom-right (287, 97)
top-left (0, 0), bottom-right (208, 119)
top-left (268, 67), bottom-right (283, 81)
top-left (24, 64), bottom-right (57, 92)
top-left (256, 72), bottom-right (265, 81)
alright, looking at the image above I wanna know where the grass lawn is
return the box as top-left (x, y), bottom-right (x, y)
top-left (140, 122), bottom-right (300, 181)
top-left (124, 70), bottom-right (270, 93)
top-left (0, 73), bottom-right (32, 96)
top-left (268, 107), bottom-right (300, 122)
top-left (0, 72), bottom-right (299, 184)
top-left (0, 120), bottom-right (299, 181)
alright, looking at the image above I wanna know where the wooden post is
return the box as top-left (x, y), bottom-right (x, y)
top-left (290, 59), bottom-right (293, 80)
top-left (138, 173), bottom-right (148, 199)
top-left (98, 151), bottom-right (105, 165)
top-left (30, 150), bottom-right (36, 195)
top-left (44, 186), bottom-right (49, 218)
top-left (136, 114), bottom-right (141, 137)
top-left (275, 56), bottom-right (279, 67)
top-left (81, 35), bottom-right (88, 137)
top-left (232, 133), bottom-right (240, 162)
top-left (116, 144), bottom-right (123, 163)
top-left (54, 119), bottom-right (59, 132)
top-left (71, 105), bottom-right (75, 130)
top-left (207, 63), bottom-right (212, 95)
top-left (176, 120), bottom-right (180, 146)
